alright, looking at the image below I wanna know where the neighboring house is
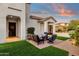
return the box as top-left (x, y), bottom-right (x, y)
top-left (55, 22), bottom-right (69, 32)
top-left (0, 3), bottom-right (30, 43)
top-left (27, 15), bottom-right (57, 36)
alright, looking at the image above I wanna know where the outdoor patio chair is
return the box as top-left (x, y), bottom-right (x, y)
top-left (52, 34), bottom-right (57, 41)
top-left (35, 35), bottom-right (44, 45)
top-left (48, 34), bottom-right (57, 43)
top-left (44, 32), bottom-right (48, 40)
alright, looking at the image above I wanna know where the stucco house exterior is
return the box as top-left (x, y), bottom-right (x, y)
top-left (26, 13), bottom-right (57, 36)
top-left (0, 3), bottom-right (30, 43)
top-left (0, 3), bottom-right (57, 43)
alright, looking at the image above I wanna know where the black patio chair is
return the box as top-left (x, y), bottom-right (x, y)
top-left (36, 35), bottom-right (44, 45)
top-left (48, 34), bottom-right (57, 43)
top-left (44, 32), bottom-right (48, 40)
top-left (52, 34), bottom-right (57, 41)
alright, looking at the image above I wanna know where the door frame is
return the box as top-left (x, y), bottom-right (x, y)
top-left (8, 22), bottom-right (16, 37)
top-left (48, 22), bottom-right (53, 33)
top-left (6, 15), bottom-right (21, 38)
top-left (7, 20), bottom-right (18, 37)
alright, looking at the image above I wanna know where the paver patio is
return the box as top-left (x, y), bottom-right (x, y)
top-left (5, 37), bottom-right (79, 56)
top-left (27, 39), bottom-right (64, 49)
top-left (53, 40), bottom-right (79, 56)
top-left (27, 39), bottom-right (79, 56)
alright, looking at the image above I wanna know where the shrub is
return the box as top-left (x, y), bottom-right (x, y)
top-left (69, 30), bottom-right (75, 39)
top-left (68, 20), bottom-right (79, 30)
top-left (57, 36), bottom-right (69, 41)
top-left (74, 25), bottom-right (79, 46)
top-left (69, 25), bottom-right (79, 46)
top-left (27, 27), bottom-right (35, 34)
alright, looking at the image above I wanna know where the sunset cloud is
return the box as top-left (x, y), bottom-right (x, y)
top-left (52, 4), bottom-right (75, 16)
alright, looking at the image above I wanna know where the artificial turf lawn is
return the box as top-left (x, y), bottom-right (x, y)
top-left (0, 40), bottom-right (68, 56)
top-left (56, 36), bottom-right (70, 41)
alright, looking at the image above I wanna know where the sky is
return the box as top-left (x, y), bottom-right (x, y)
top-left (31, 3), bottom-right (79, 22)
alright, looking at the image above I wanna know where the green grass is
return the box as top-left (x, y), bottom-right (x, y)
top-left (0, 40), bottom-right (68, 56)
top-left (56, 36), bottom-right (70, 41)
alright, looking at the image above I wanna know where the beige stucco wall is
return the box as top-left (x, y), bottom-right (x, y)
top-left (29, 13), bottom-right (56, 36)
top-left (27, 18), bottom-right (56, 36)
top-left (0, 4), bottom-right (8, 43)
top-left (28, 12), bottom-right (53, 36)
top-left (40, 23), bottom-right (44, 35)
top-left (26, 18), bottom-right (41, 36)
top-left (0, 3), bottom-right (29, 43)
top-left (44, 18), bottom-right (56, 34)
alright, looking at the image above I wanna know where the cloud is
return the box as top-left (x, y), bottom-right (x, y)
top-left (52, 4), bottom-right (76, 16)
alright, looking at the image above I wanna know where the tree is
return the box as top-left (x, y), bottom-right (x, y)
top-left (69, 25), bottom-right (79, 46)
top-left (68, 20), bottom-right (79, 46)
top-left (68, 20), bottom-right (79, 30)
top-left (74, 25), bottom-right (79, 46)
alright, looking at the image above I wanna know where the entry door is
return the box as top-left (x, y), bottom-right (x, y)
top-left (48, 25), bottom-right (53, 33)
top-left (9, 22), bottom-right (16, 37)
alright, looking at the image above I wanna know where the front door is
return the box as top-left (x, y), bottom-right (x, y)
top-left (9, 22), bottom-right (16, 37)
top-left (48, 25), bottom-right (53, 33)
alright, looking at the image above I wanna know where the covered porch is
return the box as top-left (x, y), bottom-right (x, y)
top-left (5, 15), bottom-right (21, 42)
top-left (38, 16), bottom-right (57, 35)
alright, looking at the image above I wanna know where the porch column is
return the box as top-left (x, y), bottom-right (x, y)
top-left (20, 4), bottom-right (26, 40)
top-left (53, 23), bottom-right (56, 34)
top-left (44, 22), bottom-right (48, 33)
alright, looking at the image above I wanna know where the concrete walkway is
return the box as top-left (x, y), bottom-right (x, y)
top-left (53, 40), bottom-right (79, 56)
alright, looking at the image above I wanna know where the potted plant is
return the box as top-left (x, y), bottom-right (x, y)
top-left (27, 27), bottom-right (35, 40)
top-left (27, 27), bottom-right (35, 34)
